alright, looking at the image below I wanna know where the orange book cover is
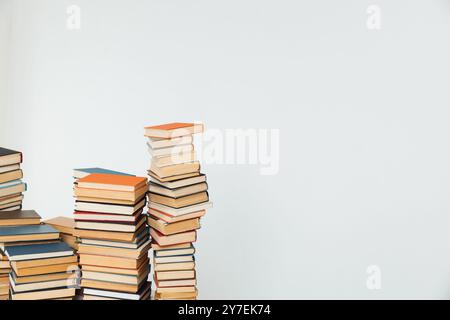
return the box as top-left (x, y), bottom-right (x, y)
top-left (145, 122), bottom-right (196, 131)
top-left (78, 173), bottom-right (147, 188)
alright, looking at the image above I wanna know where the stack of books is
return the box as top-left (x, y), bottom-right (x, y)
top-left (73, 172), bottom-right (152, 300)
top-left (0, 148), bottom-right (27, 212)
top-left (144, 122), bottom-right (212, 300)
top-left (0, 210), bottom-right (42, 300)
top-left (0, 210), bottom-right (79, 300)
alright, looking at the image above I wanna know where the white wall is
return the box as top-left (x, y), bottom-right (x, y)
top-left (2, 0), bottom-right (450, 299)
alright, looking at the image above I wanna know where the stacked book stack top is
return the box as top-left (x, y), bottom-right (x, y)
top-left (0, 210), bottom-right (79, 300)
top-left (73, 169), bottom-right (151, 300)
top-left (0, 148), bottom-right (27, 212)
top-left (145, 122), bottom-right (213, 300)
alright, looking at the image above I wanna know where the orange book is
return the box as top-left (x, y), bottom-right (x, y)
top-left (78, 174), bottom-right (147, 192)
top-left (144, 123), bottom-right (204, 138)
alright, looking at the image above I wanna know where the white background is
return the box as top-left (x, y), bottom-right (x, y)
top-left (2, 0), bottom-right (450, 299)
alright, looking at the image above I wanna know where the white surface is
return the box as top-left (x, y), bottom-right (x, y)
top-left (2, 0), bottom-right (450, 299)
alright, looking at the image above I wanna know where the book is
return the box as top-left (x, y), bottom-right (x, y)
top-left (148, 216), bottom-right (200, 235)
top-left (83, 283), bottom-right (151, 300)
top-left (150, 162), bottom-right (200, 179)
top-left (149, 201), bottom-right (213, 217)
top-left (155, 277), bottom-right (197, 288)
top-left (154, 245), bottom-right (195, 257)
top-left (81, 261), bottom-right (149, 276)
top-left (151, 242), bottom-right (193, 251)
top-left (0, 224), bottom-right (59, 243)
top-left (0, 194), bottom-right (24, 207)
top-left (155, 270), bottom-right (195, 281)
top-left (147, 135), bottom-right (193, 149)
top-left (149, 182), bottom-right (208, 198)
top-left (149, 191), bottom-right (209, 208)
top-left (149, 208), bottom-right (206, 224)
top-left (44, 216), bottom-right (75, 235)
top-left (5, 241), bottom-right (74, 261)
top-left (75, 198), bottom-right (146, 215)
top-left (144, 122), bottom-right (204, 138)
top-left (10, 271), bottom-right (77, 284)
top-left (149, 173), bottom-right (206, 189)
top-left (74, 185), bottom-right (147, 202)
top-left (10, 275), bottom-right (78, 293)
top-left (0, 148), bottom-right (22, 167)
top-left (75, 215), bottom-right (146, 232)
top-left (148, 143), bottom-right (194, 157)
top-left (81, 279), bottom-right (143, 293)
top-left (150, 228), bottom-right (197, 246)
top-left (154, 254), bottom-right (195, 264)
top-left (151, 151), bottom-right (197, 168)
top-left (74, 210), bottom-right (143, 223)
top-left (74, 228), bottom-right (141, 242)
top-left (12, 263), bottom-right (78, 277)
top-left (0, 164), bottom-right (20, 174)
top-left (78, 174), bottom-right (147, 192)
top-left (11, 255), bottom-right (77, 269)
top-left (10, 287), bottom-right (76, 300)
top-left (73, 168), bottom-right (134, 179)
top-left (79, 254), bottom-right (147, 269)
top-left (0, 181), bottom-right (27, 198)
top-left (0, 170), bottom-right (23, 184)
top-left (0, 210), bottom-right (41, 226)
top-left (148, 170), bottom-right (200, 182)
top-left (77, 239), bottom-right (151, 259)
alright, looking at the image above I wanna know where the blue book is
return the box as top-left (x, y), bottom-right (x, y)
top-left (0, 180), bottom-right (24, 189)
top-left (5, 241), bottom-right (74, 261)
top-left (0, 224), bottom-right (59, 243)
top-left (73, 167), bottom-right (134, 179)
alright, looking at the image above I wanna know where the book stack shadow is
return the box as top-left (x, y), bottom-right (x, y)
top-left (0, 211), bottom-right (79, 300)
top-left (73, 169), bottom-right (151, 300)
top-left (145, 123), bottom-right (212, 300)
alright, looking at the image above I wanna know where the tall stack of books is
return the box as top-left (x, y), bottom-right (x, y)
top-left (144, 122), bottom-right (212, 300)
top-left (73, 172), bottom-right (151, 300)
top-left (0, 210), bottom-right (78, 300)
top-left (0, 148), bottom-right (27, 212)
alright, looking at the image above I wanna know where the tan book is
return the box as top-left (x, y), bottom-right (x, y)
top-left (77, 240), bottom-right (151, 259)
top-left (154, 246), bottom-right (195, 257)
top-left (74, 185), bottom-right (147, 202)
top-left (156, 277), bottom-right (196, 287)
top-left (150, 162), bottom-right (200, 179)
top-left (75, 215), bottom-right (146, 233)
top-left (148, 170), bottom-right (200, 182)
top-left (150, 228), bottom-right (196, 246)
top-left (0, 261), bottom-right (9, 268)
top-left (156, 286), bottom-right (197, 293)
top-left (44, 216), bottom-right (75, 235)
top-left (0, 169), bottom-right (23, 184)
top-left (12, 262), bottom-right (79, 277)
top-left (149, 192), bottom-right (208, 209)
top-left (83, 295), bottom-right (120, 300)
top-left (11, 277), bottom-right (78, 293)
top-left (151, 151), bottom-right (197, 168)
top-left (148, 216), bottom-right (200, 235)
top-left (75, 196), bottom-right (140, 206)
top-left (151, 242), bottom-right (192, 251)
top-left (155, 270), bottom-right (195, 281)
top-left (0, 183), bottom-right (26, 198)
top-left (0, 202), bottom-right (22, 211)
top-left (148, 144), bottom-right (194, 157)
top-left (149, 182), bottom-right (208, 198)
top-left (147, 135), bottom-right (193, 149)
top-left (11, 287), bottom-right (75, 300)
top-left (82, 270), bottom-right (147, 285)
top-left (79, 253), bottom-right (146, 269)
top-left (74, 228), bottom-right (139, 242)
top-left (154, 261), bottom-right (195, 272)
top-left (11, 255), bottom-right (77, 269)
top-left (154, 255), bottom-right (194, 264)
top-left (12, 272), bottom-right (78, 284)
top-left (81, 279), bottom-right (140, 293)
top-left (0, 194), bottom-right (23, 206)
top-left (61, 233), bottom-right (78, 250)
top-left (149, 208), bottom-right (206, 224)
top-left (81, 259), bottom-right (149, 276)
